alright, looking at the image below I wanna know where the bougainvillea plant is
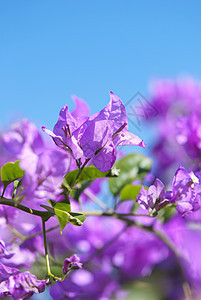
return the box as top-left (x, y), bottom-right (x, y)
top-left (0, 88), bottom-right (201, 299)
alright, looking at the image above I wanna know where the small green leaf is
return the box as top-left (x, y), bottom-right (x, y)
top-left (54, 202), bottom-right (85, 232)
top-left (69, 212), bottom-right (86, 226)
top-left (109, 154), bottom-right (152, 196)
top-left (1, 160), bottom-right (25, 194)
top-left (14, 180), bottom-right (20, 189)
top-left (54, 203), bottom-right (72, 232)
top-left (63, 166), bottom-right (117, 191)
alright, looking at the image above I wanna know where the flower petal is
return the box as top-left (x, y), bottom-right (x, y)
top-left (113, 131), bottom-right (145, 148)
top-left (92, 143), bottom-right (116, 172)
top-left (53, 105), bottom-right (78, 137)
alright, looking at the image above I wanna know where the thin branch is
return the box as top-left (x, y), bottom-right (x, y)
top-left (0, 197), bottom-right (54, 220)
top-left (25, 224), bottom-right (60, 241)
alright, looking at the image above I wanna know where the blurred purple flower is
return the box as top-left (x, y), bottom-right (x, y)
top-left (48, 214), bottom-right (168, 298)
top-left (50, 279), bottom-right (82, 299)
top-left (0, 241), bottom-right (13, 259)
top-left (145, 78), bottom-right (201, 183)
top-left (1, 120), bottom-right (44, 158)
top-left (20, 148), bottom-right (70, 204)
top-left (170, 166), bottom-right (201, 216)
top-left (63, 254), bottom-right (82, 275)
top-left (0, 262), bottom-right (19, 282)
top-left (176, 113), bottom-right (201, 160)
top-left (164, 214), bottom-right (201, 293)
top-left (0, 271), bottom-right (49, 299)
top-left (50, 269), bottom-right (124, 300)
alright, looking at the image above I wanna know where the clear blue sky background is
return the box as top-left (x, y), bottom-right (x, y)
top-left (1, 0), bottom-right (201, 145)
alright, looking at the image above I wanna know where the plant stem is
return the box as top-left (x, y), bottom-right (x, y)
top-left (79, 210), bottom-right (152, 218)
top-left (42, 219), bottom-right (53, 277)
top-left (0, 197), bottom-right (54, 220)
top-left (67, 159), bottom-right (91, 196)
top-left (42, 218), bottom-right (62, 281)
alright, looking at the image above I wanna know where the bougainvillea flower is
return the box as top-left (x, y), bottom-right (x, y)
top-left (43, 91), bottom-right (145, 171)
top-left (71, 94), bottom-right (90, 126)
top-left (20, 148), bottom-right (70, 204)
top-left (79, 91), bottom-right (145, 171)
top-left (0, 271), bottom-right (49, 299)
top-left (42, 105), bottom-right (84, 159)
top-left (170, 166), bottom-right (201, 216)
top-left (42, 95), bottom-right (90, 160)
top-left (0, 241), bottom-right (13, 259)
top-left (2, 120), bottom-right (44, 158)
top-left (0, 262), bottom-right (19, 281)
top-left (137, 178), bottom-right (169, 214)
top-left (62, 254), bottom-right (82, 275)
top-left (176, 113), bottom-right (201, 159)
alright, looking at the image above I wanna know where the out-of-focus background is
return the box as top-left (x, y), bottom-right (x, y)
top-left (1, 0), bottom-right (201, 133)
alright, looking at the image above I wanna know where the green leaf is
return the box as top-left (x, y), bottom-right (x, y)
top-left (69, 212), bottom-right (86, 226)
top-left (63, 166), bottom-right (117, 191)
top-left (1, 160), bottom-right (25, 194)
top-left (71, 180), bottom-right (93, 201)
top-left (109, 154), bottom-right (152, 196)
top-left (120, 184), bottom-right (143, 202)
top-left (119, 184), bottom-right (148, 212)
top-left (54, 203), bottom-right (71, 232)
top-left (54, 202), bottom-right (85, 232)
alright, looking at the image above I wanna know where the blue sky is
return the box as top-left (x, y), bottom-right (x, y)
top-left (1, 0), bottom-right (201, 145)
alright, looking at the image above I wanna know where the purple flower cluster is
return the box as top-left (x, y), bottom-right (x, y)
top-left (1, 120), bottom-right (71, 208)
top-left (137, 178), bottom-right (169, 214)
top-left (0, 88), bottom-right (201, 299)
top-left (0, 93), bottom-right (146, 299)
top-left (0, 271), bottom-right (49, 299)
top-left (0, 240), bottom-right (49, 299)
top-left (137, 166), bottom-right (201, 217)
top-left (48, 215), bottom-right (168, 299)
top-left (146, 78), bottom-right (201, 182)
top-left (42, 91), bottom-right (145, 172)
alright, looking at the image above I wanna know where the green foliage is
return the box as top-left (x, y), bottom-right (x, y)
top-left (71, 180), bottom-right (93, 201)
top-left (1, 160), bottom-right (25, 195)
top-left (63, 166), bottom-right (117, 191)
top-left (157, 205), bottom-right (176, 223)
top-left (109, 153), bottom-right (152, 196)
top-left (119, 184), bottom-right (148, 212)
top-left (53, 202), bottom-right (85, 233)
top-left (69, 212), bottom-right (86, 226)
top-left (120, 185), bottom-right (143, 202)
